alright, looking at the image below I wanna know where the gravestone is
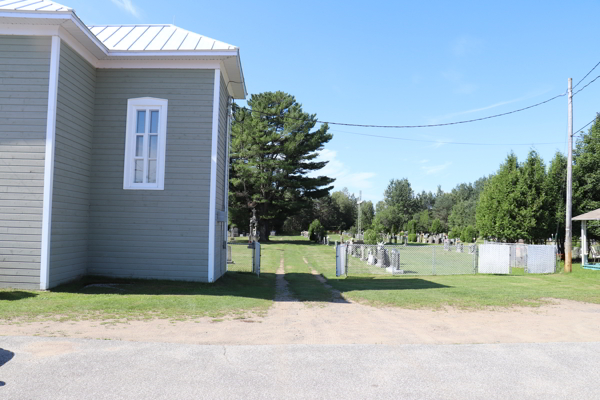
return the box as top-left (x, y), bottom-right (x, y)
top-left (456, 243), bottom-right (464, 253)
top-left (367, 250), bottom-right (376, 265)
top-left (444, 240), bottom-right (450, 251)
top-left (361, 246), bottom-right (368, 261)
top-left (468, 244), bottom-right (476, 254)
top-left (376, 246), bottom-right (390, 268)
top-left (391, 249), bottom-right (400, 270)
top-left (227, 246), bottom-right (234, 264)
top-left (232, 227), bottom-right (239, 237)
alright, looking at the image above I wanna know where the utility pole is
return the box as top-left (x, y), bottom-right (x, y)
top-left (565, 78), bottom-right (573, 273)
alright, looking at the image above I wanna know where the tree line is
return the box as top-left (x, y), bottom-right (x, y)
top-left (228, 90), bottom-right (600, 248)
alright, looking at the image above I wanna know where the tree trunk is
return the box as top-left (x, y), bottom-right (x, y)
top-left (259, 220), bottom-right (270, 242)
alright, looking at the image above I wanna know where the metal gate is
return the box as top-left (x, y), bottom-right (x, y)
top-left (227, 241), bottom-right (260, 276)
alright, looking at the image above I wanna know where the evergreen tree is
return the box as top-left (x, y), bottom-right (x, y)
top-left (516, 150), bottom-right (549, 243)
top-left (546, 152), bottom-right (567, 253)
top-left (573, 114), bottom-right (600, 239)
top-left (476, 153), bottom-right (522, 241)
top-left (229, 91), bottom-right (334, 241)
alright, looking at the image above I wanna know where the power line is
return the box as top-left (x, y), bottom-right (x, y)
top-left (572, 75), bottom-right (600, 96)
top-left (234, 91), bottom-right (567, 129)
top-left (573, 115), bottom-right (598, 137)
top-left (327, 128), bottom-right (563, 146)
top-left (573, 60), bottom-right (600, 89)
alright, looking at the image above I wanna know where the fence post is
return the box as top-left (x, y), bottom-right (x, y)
top-left (473, 245), bottom-right (477, 274)
top-left (254, 242), bottom-right (261, 277)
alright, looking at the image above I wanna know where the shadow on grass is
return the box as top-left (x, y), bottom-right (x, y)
top-left (50, 273), bottom-right (277, 301)
top-left (0, 291), bottom-right (38, 301)
top-left (283, 274), bottom-right (450, 303)
top-left (331, 277), bottom-right (451, 292)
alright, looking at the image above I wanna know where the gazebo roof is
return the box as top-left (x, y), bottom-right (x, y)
top-left (572, 208), bottom-right (600, 221)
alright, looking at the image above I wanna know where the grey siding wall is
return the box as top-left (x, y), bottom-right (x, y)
top-left (49, 42), bottom-right (95, 287)
top-left (214, 75), bottom-right (229, 280)
top-left (89, 69), bottom-right (214, 281)
top-left (0, 36), bottom-right (50, 289)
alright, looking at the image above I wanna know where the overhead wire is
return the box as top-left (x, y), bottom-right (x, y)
top-left (572, 75), bottom-right (600, 97)
top-left (234, 91), bottom-right (567, 129)
top-left (573, 116), bottom-right (598, 137)
top-left (573, 60), bottom-right (600, 89)
top-left (326, 128), bottom-right (564, 146)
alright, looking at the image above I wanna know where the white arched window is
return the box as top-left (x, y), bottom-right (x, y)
top-left (123, 97), bottom-right (168, 190)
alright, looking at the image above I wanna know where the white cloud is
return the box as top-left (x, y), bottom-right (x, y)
top-left (421, 162), bottom-right (452, 175)
top-left (312, 149), bottom-right (376, 194)
top-left (419, 159), bottom-right (429, 164)
top-left (110, 0), bottom-right (141, 18)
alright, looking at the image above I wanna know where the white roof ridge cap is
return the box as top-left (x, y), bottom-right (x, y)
top-left (0, 0), bottom-right (73, 11)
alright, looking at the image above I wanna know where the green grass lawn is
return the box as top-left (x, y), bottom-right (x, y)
top-left (1, 235), bottom-right (599, 321)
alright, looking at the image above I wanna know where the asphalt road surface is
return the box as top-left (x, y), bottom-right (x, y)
top-left (1, 336), bottom-right (599, 399)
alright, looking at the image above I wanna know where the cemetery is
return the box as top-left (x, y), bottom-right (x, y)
top-left (335, 234), bottom-right (557, 277)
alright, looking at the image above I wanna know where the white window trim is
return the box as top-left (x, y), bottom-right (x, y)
top-left (123, 97), bottom-right (168, 190)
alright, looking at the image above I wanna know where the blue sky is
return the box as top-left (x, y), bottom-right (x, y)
top-left (71, 0), bottom-right (600, 203)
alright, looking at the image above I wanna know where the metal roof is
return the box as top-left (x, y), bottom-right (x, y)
top-left (572, 209), bottom-right (600, 221)
top-left (0, 0), bottom-right (246, 98)
top-left (88, 25), bottom-right (237, 52)
top-left (0, 0), bottom-right (71, 11)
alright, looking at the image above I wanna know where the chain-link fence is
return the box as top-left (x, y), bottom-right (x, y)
top-left (341, 243), bottom-right (478, 276)
top-left (227, 241), bottom-right (260, 276)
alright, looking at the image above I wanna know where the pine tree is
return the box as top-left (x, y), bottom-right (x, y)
top-left (229, 91), bottom-right (334, 241)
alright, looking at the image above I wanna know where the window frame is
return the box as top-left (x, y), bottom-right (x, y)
top-left (123, 97), bottom-right (168, 190)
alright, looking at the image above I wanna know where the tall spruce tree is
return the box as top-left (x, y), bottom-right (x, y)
top-left (229, 91), bottom-right (334, 241)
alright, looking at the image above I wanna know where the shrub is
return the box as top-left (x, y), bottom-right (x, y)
top-left (308, 219), bottom-right (325, 242)
top-left (408, 233), bottom-right (417, 242)
top-left (363, 229), bottom-right (378, 245)
top-left (460, 225), bottom-right (477, 243)
top-left (448, 230), bottom-right (460, 239)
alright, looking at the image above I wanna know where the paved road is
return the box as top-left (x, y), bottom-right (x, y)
top-left (1, 336), bottom-right (599, 399)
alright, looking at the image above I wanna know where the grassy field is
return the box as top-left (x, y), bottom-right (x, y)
top-left (1, 235), bottom-right (600, 320)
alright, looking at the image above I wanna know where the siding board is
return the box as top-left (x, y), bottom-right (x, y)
top-left (89, 69), bottom-right (214, 281)
top-left (0, 35), bottom-right (50, 290)
top-left (49, 42), bottom-right (96, 287)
